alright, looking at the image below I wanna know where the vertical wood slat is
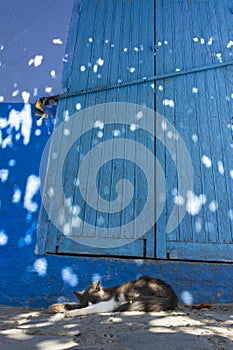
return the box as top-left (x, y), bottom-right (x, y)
top-left (176, 1), bottom-right (193, 243)
top-left (155, 0), bottom-right (166, 258)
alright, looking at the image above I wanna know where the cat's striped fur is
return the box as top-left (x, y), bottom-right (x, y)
top-left (49, 276), bottom-right (178, 317)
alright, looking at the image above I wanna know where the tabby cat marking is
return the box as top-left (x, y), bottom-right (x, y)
top-left (49, 276), bottom-right (178, 317)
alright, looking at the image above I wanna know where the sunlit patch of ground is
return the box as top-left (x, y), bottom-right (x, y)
top-left (0, 304), bottom-right (233, 349)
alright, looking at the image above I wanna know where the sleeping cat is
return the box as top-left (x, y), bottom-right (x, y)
top-left (49, 276), bottom-right (178, 317)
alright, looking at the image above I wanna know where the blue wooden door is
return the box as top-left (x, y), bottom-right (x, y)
top-left (38, 0), bottom-right (233, 262)
top-left (38, 0), bottom-right (156, 258)
top-left (156, 0), bottom-right (233, 261)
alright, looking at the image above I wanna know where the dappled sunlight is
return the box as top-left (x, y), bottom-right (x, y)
top-left (24, 175), bottom-right (40, 213)
top-left (52, 38), bottom-right (63, 45)
top-left (18, 234), bottom-right (32, 247)
top-left (1, 328), bottom-right (33, 341)
top-left (228, 210), bottom-right (233, 220)
top-left (20, 320), bottom-right (58, 329)
top-left (217, 161), bottom-right (225, 175)
top-left (7, 100), bottom-right (32, 146)
top-left (12, 187), bottom-right (21, 203)
top-left (12, 311), bottom-right (42, 321)
top-left (180, 291), bottom-right (194, 305)
top-left (18, 221), bottom-right (37, 248)
top-left (195, 218), bottom-right (202, 233)
top-left (0, 230), bottom-right (8, 246)
top-left (28, 55), bottom-right (43, 68)
top-left (106, 316), bottom-right (123, 323)
top-left (173, 195), bottom-right (185, 206)
top-left (149, 326), bottom-right (176, 333)
top-left (192, 134), bottom-right (198, 143)
top-left (186, 191), bottom-right (206, 216)
top-left (209, 201), bottom-right (218, 213)
top-left (1, 0), bottom-right (233, 331)
top-left (0, 96), bottom-right (56, 271)
top-left (136, 110), bottom-right (143, 120)
top-left (1, 305), bottom-right (233, 349)
top-left (0, 169), bottom-right (9, 183)
top-left (26, 258), bottom-right (48, 277)
top-left (61, 267), bottom-right (79, 287)
top-left (75, 103), bottom-right (81, 111)
top-left (163, 99), bottom-right (175, 108)
top-left (201, 155), bottom-right (212, 168)
top-left (63, 323), bottom-right (80, 329)
top-left (112, 129), bottom-right (121, 137)
top-left (37, 339), bottom-right (75, 350)
top-left (92, 273), bottom-right (101, 283)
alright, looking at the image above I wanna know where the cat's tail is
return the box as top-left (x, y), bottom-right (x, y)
top-left (114, 296), bottom-right (177, 312)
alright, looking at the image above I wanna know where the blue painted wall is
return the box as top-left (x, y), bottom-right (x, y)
top-left (1, 0), bottom-right (233, 308)
top-left (0, 101), bottom-right (232, 307)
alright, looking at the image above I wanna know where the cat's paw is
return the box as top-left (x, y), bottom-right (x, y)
top-left (64, 310), bottom-right (73, 318)
top-left (48, 303), bottom-right (66, 313)
top-left (64, 309), bottom-right (82, 318)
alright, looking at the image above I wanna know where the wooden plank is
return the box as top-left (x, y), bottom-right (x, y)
top-left (58, 231), bottom-right (145, 257)
top-left (155, 0), bottom-right (167, 258)
top-left (59, 0), bottom-right (100, 248)
top-left (90, 0), bottom-right (116, 244)
top-left (61, 0), bottom-right (83, 94)
top-left (143, 0), bottom-right (155, 257)
top-left (192, 4), bottom-right (219, 244)
top-left (221, 65), bottom-right (233, 242)
top-left (44, 100), bottom-right (74, 252)
top-left (107, 0), bottom-right (128, 243)
top-left (165, 0), bottom-right (180, 243)
top-left (209, 3), bottom-right (233, 243)
top-left (79, 0), bottom-right (112, 241)
top-left (177, 1), bottom-right (196, 244)
top-left (167, 242), bottom-right (233, 262)
top-left (212, 67), bottom-right (233, 243)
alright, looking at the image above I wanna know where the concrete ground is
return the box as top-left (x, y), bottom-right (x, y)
top-left (0, 304), bottom-right (233, 350)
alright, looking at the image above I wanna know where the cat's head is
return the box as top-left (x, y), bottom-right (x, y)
top-left (73, 281), bottom-right (103, 307)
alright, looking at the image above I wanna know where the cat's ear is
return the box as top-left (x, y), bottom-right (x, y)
top-left (73, 291), bottom-right (84, 300)
top-left (95, 280), bottom-right (101, 290)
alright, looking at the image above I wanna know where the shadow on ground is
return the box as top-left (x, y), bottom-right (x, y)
top-left (0, 304), bottom-right (233, 349)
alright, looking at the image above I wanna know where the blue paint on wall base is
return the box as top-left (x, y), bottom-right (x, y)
top-left (0, 102), bottom-right (233, 308)
top-left (1, 251), bottom-right (233, 307)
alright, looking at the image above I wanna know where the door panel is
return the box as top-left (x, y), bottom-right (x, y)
top-left (38, 0), bottom-right (233, 262)
top-left (39, 0), bottom-right (155, 258)
top-left (156, 0), bottom-right (233, 261)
